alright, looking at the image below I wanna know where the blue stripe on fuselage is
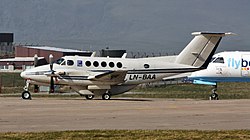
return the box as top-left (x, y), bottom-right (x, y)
top-left (189, 77), bottom-right (250, 83)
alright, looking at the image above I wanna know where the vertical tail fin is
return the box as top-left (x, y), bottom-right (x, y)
top-left (175, 32), bottom-right (235, 68)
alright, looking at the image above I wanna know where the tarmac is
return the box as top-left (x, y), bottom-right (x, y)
top-left (0, 97), bottom-right (250, 132)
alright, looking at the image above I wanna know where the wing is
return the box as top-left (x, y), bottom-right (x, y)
top-left (163, 72), bottom-right (192, 80)
top-left (45, 69), bottom-right (127, 84)
top-left (89, 70), bottom-right (127, 83)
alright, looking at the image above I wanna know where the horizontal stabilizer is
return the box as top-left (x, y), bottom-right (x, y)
top-left (192, 32), bottom-right (236, 36)
top-left (163, 73), bottom-right (191, 80)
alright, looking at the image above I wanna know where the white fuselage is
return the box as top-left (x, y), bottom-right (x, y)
top-left (21, 55), bottom-right (198, 86)
top-left (189, 51), bottom-right (250, 84)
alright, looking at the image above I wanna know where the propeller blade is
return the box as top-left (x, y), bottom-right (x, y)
top-left (50, 63), bottom-right (53, 71)
top-left (49, 54), bottom-right (55, 93)
top-left (49, 61), bottom-right (55, 93)
top-left (50, 76), bottom-right (55, 93)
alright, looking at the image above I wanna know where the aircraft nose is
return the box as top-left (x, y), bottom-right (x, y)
top-left (20, 71), bottom-right (27, 79)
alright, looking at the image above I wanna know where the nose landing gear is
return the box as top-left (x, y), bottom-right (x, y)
top-left (22, 81), bottom-right (32, 100)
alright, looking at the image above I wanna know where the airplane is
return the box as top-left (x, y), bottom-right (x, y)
top-left (188, 51), bottom-right (250, 100)
top-left (20, 31), bottom-right (234, 100)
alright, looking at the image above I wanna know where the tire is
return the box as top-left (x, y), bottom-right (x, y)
top-left (102, 93), bottom-right (111, 100)
top-left (210, 93), bottom-right (219, 100)
top-left (85, 95), bottom-right (94, 100)
top-left (22, 91), bottom-right (31, 100)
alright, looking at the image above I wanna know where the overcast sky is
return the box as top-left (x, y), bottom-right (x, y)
top-left (0, 0), bottom-right (250, 55)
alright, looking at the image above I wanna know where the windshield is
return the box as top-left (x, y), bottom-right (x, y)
top-left (55, 58), bottom-right (65, 65)
top-left (210, 57), bottom-right (216, 62)
top-left (213, 57), bottom-right (224, 63)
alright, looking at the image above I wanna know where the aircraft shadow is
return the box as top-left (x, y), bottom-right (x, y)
top-left (95, 98), bottom-right (153, 102)
top-left (61, 98), bottom-right (152, 102)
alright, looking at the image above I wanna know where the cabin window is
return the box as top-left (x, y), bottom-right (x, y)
top-left (144, 64), bottom-right (150, 68)
top-left (93, 61), bottom-right (99, 67)
top-left (213, 57), bottom-right (224, 63)
top-left (85, 61), bottom-right (91, 67)
top-left (109, 62), bottom-right (114, 68)
top-left (117, 62), bottom-right (122, 68)
top-left (101, 61), bottom-right (107, 67)
top-left (67, 60), bottom-right (74, 66)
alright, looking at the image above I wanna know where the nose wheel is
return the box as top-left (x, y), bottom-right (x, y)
top-left (22, 80), bottom-right (32, 100)
top-left (22, 91), bottom-right (31, 100)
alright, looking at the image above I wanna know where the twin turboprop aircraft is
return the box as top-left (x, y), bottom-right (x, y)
top-left (20, 32), bottom-right (234, 100)
top-left (189, 51), bottom-right (250, 100)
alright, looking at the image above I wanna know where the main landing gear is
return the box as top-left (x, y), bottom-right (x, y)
top-left (85, 95), bottom-right (95, 100)
top-left (102, 93), bottom-right (111, 100)
top-left (209, 85), bottom-right (219, 100)
top-left (22, 81), bottom-right (32, 100)
top-left (84, 91), bottom-right (111, 100)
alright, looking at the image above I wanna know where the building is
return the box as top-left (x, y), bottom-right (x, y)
top-left (0, 45), bottom-right (92, 71)
top-left (15, 45), bottom-right (92, 63)
top-left (0, 57), bottom-right (46, 71)
top-left (0, 33), bottom-right (14, 58)
top-left (100, 49), bottom-right (126, 57)
top-left (0, 32), bottom-right (126, 72)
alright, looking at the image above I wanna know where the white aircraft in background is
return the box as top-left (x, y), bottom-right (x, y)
top-left (188, 51), bottom-right (250, 100)
top-left (20, 32), bottom-right (234, 100)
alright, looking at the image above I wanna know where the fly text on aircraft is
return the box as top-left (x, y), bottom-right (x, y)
top-left (228, 58), bottom-right (250, 70)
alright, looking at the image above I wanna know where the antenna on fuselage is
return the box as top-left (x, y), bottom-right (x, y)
top-left (90, 52), bottom-right (96, 57)
top-left (121, 53), bottom-right (127, 58)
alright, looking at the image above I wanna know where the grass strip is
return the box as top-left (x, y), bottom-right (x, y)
top-left (1, 130), bottom-right (250, 140)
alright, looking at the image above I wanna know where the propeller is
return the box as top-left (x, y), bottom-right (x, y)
top-left (49, 54), bottom-right (55, 93)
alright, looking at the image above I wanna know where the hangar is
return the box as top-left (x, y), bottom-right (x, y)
top-left (0, 45), bottom-right (92, 71)
top-left (0, 33), bottom-right (126, 72)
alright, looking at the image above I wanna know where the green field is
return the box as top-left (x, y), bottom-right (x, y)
top-left (1, 130), bottom-right (250, 140)
top-left (119, 82), bottom-right (250, 100)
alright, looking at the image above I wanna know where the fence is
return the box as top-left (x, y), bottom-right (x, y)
top-left (0, 72), bottom-right (185, 94)
top-left (0, 72), bottom-right (25, 94)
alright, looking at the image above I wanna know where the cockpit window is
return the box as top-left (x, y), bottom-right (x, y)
top-left (55, 58), bottom-right (65, 65)
top-left (213, 57), bottom-right (224, 63)
top-left (210, 57), bottom-right (216, 62)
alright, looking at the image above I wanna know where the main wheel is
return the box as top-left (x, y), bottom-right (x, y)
top-left (102, 93), bottom-right (111, 100)
top-left (209, 93), bottom-right (219, 100)
top-left (85, 95), bottom-right (94, 100)
top-left (22, 91), bottom-right (31, 100)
